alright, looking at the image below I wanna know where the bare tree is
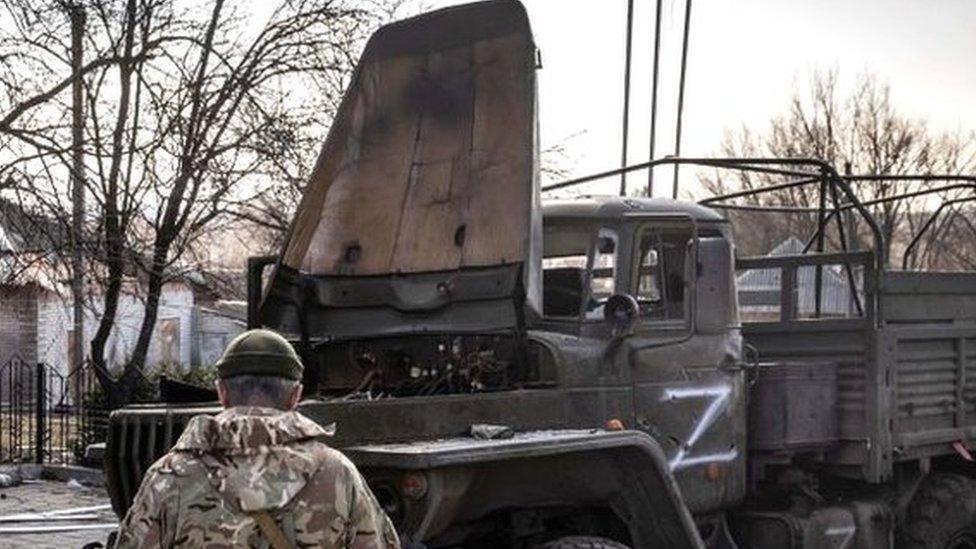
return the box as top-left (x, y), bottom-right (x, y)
top-left (702, 71), bottom-right (976, 265)
top-left (0, 0), bottom-right (397, 405)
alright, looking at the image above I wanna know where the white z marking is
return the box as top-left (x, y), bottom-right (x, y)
top-left (660, 385), bottom-right (736, 471)
top-left (825, 525), bottom-right (855, 549)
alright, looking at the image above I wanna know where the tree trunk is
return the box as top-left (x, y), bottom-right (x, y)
top-left (89, 0), bottom-right (138, 407)
top-left (127, 249), bottom-right (166, 373)
top-left (89, 271), bottom-right (121, 390)
top-left (125, 0), bottom-right (224, 375)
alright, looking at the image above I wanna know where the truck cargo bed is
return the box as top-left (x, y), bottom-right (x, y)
top-left (739, 253), bottom-right (976, 482)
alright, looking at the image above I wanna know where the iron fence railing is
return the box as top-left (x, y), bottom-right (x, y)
top-left (0, 357), bottom-right (106, 465)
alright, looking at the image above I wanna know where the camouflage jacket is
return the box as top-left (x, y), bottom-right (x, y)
top-left (115, 406), bottom-right (400, 548)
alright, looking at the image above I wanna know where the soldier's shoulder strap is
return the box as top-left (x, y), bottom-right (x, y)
top-left (249, 511), bottom-right (294, 549)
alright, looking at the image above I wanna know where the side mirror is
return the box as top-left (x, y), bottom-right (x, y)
top-left (695, 237), bottom-right (734, 334)
top-left (604, 294), bottom-right (639, 337)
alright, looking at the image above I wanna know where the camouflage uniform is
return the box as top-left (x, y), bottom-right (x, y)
top-left (115, 406), bottom-right (400, 548)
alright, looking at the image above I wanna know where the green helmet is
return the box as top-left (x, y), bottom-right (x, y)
top-left (215, 329), bottom-right (303, 381)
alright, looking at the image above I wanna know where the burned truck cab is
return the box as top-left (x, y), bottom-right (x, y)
top-left (537, 196), bottom-right (746, 515)
top-left (261, 193), bottom-right (746, 546)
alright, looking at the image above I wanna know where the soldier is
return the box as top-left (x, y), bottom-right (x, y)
top-left (114, 329), bottom-right (400, 549)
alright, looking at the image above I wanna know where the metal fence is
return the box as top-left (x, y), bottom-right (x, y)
top-left (0, 356), bottom-right (107, 465)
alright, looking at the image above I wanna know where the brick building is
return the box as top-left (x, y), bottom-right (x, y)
top-left (0, 199), bottom-right (246, 380)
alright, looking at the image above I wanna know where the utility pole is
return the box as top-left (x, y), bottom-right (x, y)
top-left (672, 0), bottom-right (693, 198)
top-left (619, 0), bottom-right (635, 196)
top-left (647, 0), bottom-right (663, 197)
top-left (70, 4), bottom-right (86, 374)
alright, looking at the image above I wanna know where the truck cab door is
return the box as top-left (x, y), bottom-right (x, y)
top-left (627, 227), bottom-right (747, 514)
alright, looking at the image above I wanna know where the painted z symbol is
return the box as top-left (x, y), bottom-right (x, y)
top-left (660, 385), bottom-right (737, 471)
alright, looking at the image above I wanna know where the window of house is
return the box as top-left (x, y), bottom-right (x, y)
top-left (636, 229), bottom-right (691, 321)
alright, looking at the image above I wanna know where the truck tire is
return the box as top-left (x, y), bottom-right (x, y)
top-left (900, 473), bottom-right (976, 548)
top-left (542, 536), bottom-right (630, 549)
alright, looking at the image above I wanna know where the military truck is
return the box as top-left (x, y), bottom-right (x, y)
top-left (105, 1), bottom-right (976, 547)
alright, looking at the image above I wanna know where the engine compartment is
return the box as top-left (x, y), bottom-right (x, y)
top-left (310, 334), bottom-right (557, 399)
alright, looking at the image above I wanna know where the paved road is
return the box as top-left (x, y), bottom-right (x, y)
top-left (0, 480), bottom-right (115, 548)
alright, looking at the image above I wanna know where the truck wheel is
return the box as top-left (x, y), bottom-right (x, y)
top-left (542, 536), bottom-right (630, 549)
top-left (900, 473), bottom-right (976, 548)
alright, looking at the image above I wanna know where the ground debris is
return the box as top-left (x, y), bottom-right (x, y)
top-left (470, 423), bottom-right (515, 440)
top-left (0, 472), bottom-right (17, 488)
top-left (0, 522), bottom-right (118, 534)
top-left (0, 479), bottom-right (115, 548)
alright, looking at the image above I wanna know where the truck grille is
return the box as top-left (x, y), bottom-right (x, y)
top-left (105, 405), bottom-right (218, 517)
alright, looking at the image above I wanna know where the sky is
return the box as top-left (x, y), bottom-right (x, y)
top-left (418, 0), bottom-right (976, 196)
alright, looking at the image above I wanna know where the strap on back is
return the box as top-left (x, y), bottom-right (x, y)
top-left (249, 511), bottom-right (294, 549)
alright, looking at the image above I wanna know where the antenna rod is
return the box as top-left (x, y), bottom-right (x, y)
top-left (647, 0), bottom-right (663, 197)
top-left (620, 0), bottom-right (635, 196)
top-left (672, 0), bottom-right (693, 198)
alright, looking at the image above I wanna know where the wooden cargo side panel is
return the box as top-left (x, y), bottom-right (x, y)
top-left (462, 33), bottom-right (534, 268)
top-left (390, 46), bottom-right (475, 272)
top-left (894, 337), bottom-right (961, 434)
top-left (883, 271), bottom-right (976, 323)
top-left (281, 33), bottom-right (535, 276)
top-left (890, 327), bottom-right (976, 463)
top-left (741, 324), bottom-right (869, 440)
top-left (967, 336), bottom-right (976, 418)
top-left (280, 67), bottom-right (364, 272)
top-left (285, 58), bottom-right (423, 274)
top-left (298, 56), bottom-right (426, 275)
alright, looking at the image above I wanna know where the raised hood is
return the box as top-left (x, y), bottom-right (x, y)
top-left (260, 0), bottom-right (540, 339)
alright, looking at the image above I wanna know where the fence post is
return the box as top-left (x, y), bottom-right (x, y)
top-left (35, 363), bottom-right (45, 464)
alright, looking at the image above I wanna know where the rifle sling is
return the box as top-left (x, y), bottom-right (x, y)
top-left (249, 511), bottom-right (294, 549)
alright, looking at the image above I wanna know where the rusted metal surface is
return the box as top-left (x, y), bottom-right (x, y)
top-left (348, 430), bottom-right (704, 548)
top-left (276, 1), bottom-right (537, 277)
top-left (749, 362), bottom-right (838, 451)
top-left (260, 0), bottom-right (541, 340)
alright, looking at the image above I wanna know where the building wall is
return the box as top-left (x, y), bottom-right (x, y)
top-left (0, 285), bottom-right (39, 404)
top-left (35, 290), bottom-right (71, 376)
top-left (8, 282), bottom-right (197, 373)
top-left (0, 284), bottom-right (38, 364)
top-left (146, 283), bottom-right (194, 367)
top-left (193, 308), bottom-right (246, 366)
top-left (87, 282), bottom-right (195, 370)
top-left (2, 280), bottom-right (243, 383)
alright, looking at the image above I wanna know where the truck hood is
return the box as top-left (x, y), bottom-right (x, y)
top-left (261, 0), bottom-right (541, 338)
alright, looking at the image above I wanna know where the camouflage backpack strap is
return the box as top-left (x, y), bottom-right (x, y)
top-left (207, 476), bottom-right (295, 549)
top-left (249, 511), bottom-right (294, 549)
